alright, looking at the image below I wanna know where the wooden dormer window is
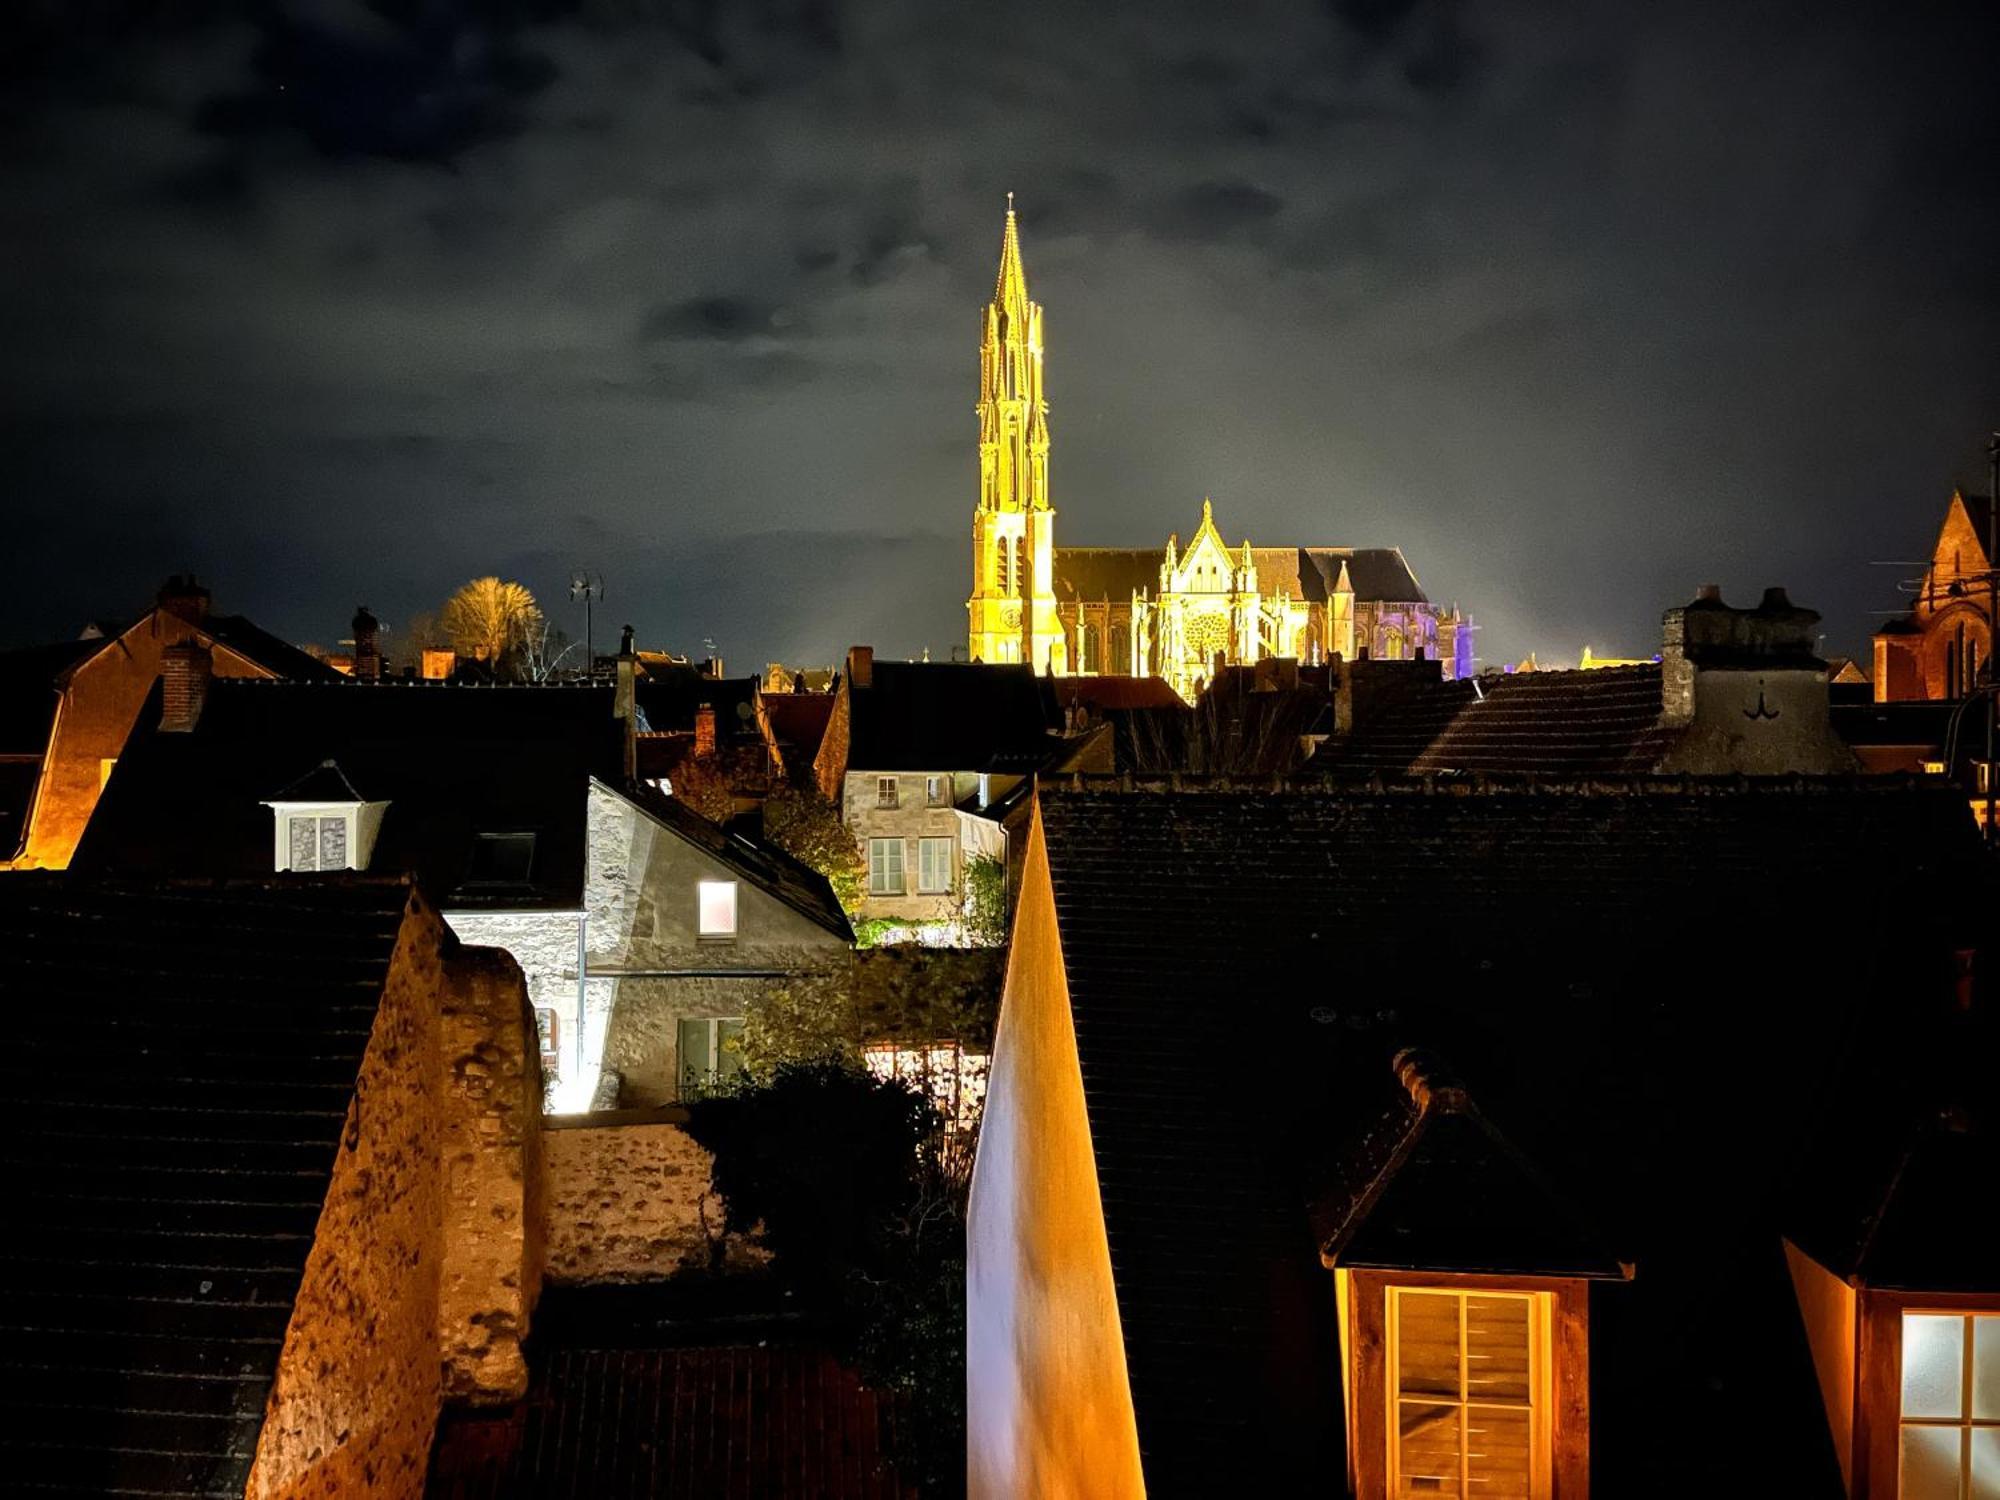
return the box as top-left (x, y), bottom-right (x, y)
top-left (1389, 1286), bottom-right (1548, 1496)
top-left (1337, 1270), bottom-right (1589, 1500)
top-left (1898, 1312), bottom-right (1999, 1498)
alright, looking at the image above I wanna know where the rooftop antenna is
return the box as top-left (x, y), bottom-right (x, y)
top-left (569, 572), bottom-right (604, 676)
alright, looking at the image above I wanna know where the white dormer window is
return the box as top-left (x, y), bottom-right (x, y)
top-left (266, 802), bottom-right (389, 872)
top-left (288, 813), bottom-right (349, 871)
top-left (264, 761), bottom-right (386, 873)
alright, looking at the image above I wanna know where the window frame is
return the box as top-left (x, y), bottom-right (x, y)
top-left (868, 837), bottom-right (906, 895)
top-left (926, 774), bottom-right (950, 807)
top-left (1385, 1285), bottom-right (1552, 1500)
top-left (1894, 1309), bottom-right (2000, 1498)
top-left (876, 775), bottom-right (899, 809)
top-left (676, 1015), bottom-right (746, 1098)
top-left (696, 878), bottom-right (739, 940)
top-left (917, 835), bottom-right (955, 894)
top-left (464, 830), bottom-right (538, 888)
top-left (276, 808), bottom-right (355, 872)
top-left (1855, 1289), bottom-right (2000, 1496)
top-left (1338, 1269), bottom-right (1589, 1500)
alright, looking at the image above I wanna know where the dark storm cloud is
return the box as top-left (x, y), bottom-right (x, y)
top-left (2, 0), bottom-right (1998, 671)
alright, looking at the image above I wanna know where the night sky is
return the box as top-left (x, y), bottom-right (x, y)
top-left (5, 1), bottom-right (1998, 671)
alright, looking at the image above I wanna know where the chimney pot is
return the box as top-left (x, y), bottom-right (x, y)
top-left (157, 574), bottom-right (211, 623)
top-left (847, 645), bottom-right (874, 691)
top-left (1759, 586), bottom-right (1793, 611)
top-left (1694, 584), bottom-right (1723, 604)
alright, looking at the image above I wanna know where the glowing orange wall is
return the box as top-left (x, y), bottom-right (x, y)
top-left (1784, 1241), bottom-right (1857, 1495)
top-left (14, 612), bottom-right (277, 868)
top-left (966, 803), bottom-right (1146, 1499)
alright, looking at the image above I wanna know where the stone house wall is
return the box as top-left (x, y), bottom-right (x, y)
top-left (543, 1112), bottom-right (763, 1283)
top-left (444, 908), bottom-right (583, 1107)
top-left (843, 769), bottom-right (1015, 925)
top-left (585, 780), bottom-right (849, 1106)
top-left (246, 893), bottom-right (544, 1499)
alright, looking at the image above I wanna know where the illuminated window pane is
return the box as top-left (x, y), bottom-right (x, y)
top-left (288, 816), bottom-right (317, 870)
top-left (1900, 1424), bottom-right (1962, 1500)
top-left (1467, 1296), bottom-right (1532, 1405)
top-left (1391, 1289), bottom-right (1544, 1499)
top-left (1466, 1403), bottom-right (1532, 1498)
top-left (1974, 1428), bottom-right (2000, 1500)
top-left (868, 838), bottom-right (905, 895)
top-left (697, 879), bottom-right (737, 937)
top-left (1397, 1292), bottom-right (1461, 1400)
top-left (1396, 1402), bottom-right (1459, 1498)
top-left (918, 837), bottom-right (954, 894)
top-left (1904, 1314), bottom-right (1966, 1420)
top-left (1976, 1317), bottom-right (2000, 1421)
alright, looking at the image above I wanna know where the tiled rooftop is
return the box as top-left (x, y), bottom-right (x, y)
top-left (0, 876), bottom-right (410, 1498)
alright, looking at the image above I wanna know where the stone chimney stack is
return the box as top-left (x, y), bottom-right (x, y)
top-left (157, 574), bottom-right (211, 624)
top-left (1655, 584), bottom-right (1857, 773)
top-left (694, 703), bottom-right (717, 757)
top-left (351, 606), bottom-right (381, 682)
top-left (614, 625), bottom-right (638, 782)
top-left (160, 639), bottom-right (212, 732)
top-left (846, 645), bottom-right (874, 691)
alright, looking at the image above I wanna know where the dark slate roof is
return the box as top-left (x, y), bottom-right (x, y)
top-left (1317, 1050), bottom-right (1627, 1280)
top-left (1053, 546), bottom-right (1426, 604)
top-left (1035, 779), bottom-right (1987, 1497)
top-left (763, 691), bottom-right (837, 775)
top-left (1312, 668), bottom-right (1672, 780)
top-left (426, 1286), bottom-right (914, 1500)
top-left (0, 638), bottom-right (107, 755)
top-left (0, 875), bottom-right (411, 1499)
top-left (1052, 675), bottom-right (1185, 713)
top-left (632, 667), bottom-right (764, 741)
top-left (1785, 1004), bottom-right (2000, 1293)
top-left (199, 614), bottom-right (344, 682)
top-left (1831, 700), bottom-right (1957, 748)
top-left (844, 662), bottom-right (1062, 773)
top-left (272, 758), bottom-right (367, 802)
top-left (1313, 669), bottom-right (1479, 776)
top-left (76, 681), bottom-right (623, 909)
top-left (618, 779), bottom-right (852, 941)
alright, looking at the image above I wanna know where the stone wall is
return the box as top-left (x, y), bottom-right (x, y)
top-left (444, 908), bottom-right (584, 1106)
top-left (247, 895), bottom-right (448, 1499)
top-left (246, 894), bottom-right (546, 1498)
top-left (543, 1112), bottom-right (763, 1283)
top-left (438, 946), bottom-right (547, 1405)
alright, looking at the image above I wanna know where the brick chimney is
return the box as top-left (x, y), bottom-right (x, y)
top-left (351, 606), bottom-right (381, 682)
top-left (694, 703), bottom-right (717, 757)
top-left (846, 645), bottom-right (874, 691)
top-left (161, 639), bottom-right (212, 732)
top-left (157, 574), bottom-right (210, 624)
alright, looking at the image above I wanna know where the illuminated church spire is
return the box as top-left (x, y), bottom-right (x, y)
top-left (968, 199), bottom-right (1065, 672)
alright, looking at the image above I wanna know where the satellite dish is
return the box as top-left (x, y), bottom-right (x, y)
top-left (735, 701), bottom-right (753, 721)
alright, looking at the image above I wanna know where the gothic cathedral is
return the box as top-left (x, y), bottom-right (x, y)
top-left (966, 205), bottom-right (1474, 700)
top-left (966, 199), bottom-right (1067, 674)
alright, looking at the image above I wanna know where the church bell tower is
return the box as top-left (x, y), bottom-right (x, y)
top-left (967, 198), bottom-right (1066, 673)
